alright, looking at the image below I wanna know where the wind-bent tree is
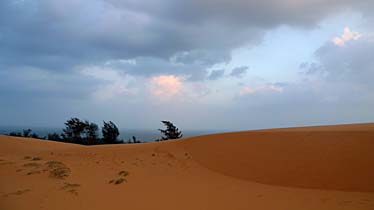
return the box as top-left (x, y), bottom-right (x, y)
top-left (62, 118), bottom-right (88, 144)
top-left (102, 121), bottom-right (120, 144)
top-left (158, 121), bottom-right (183, 140)
top-left (86, 122), bottom-right (99, 145)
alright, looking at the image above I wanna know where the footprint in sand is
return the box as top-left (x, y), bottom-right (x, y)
top-left (108, 170), bottom-right (129, 185)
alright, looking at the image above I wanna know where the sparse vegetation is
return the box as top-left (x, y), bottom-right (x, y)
top-left (60, 182), bottom-right (80, 195)
top-left (6, 118), bottom-right (184, 145)
top-left (49, 167), bottom-right (70, 179)
top-left (46, 161), bottom-right (70, 179)
top-left (8, 129), bottom-right (43, 139)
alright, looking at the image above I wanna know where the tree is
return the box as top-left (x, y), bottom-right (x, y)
top-left (86, 122), bottom-right (99, 145)
top-left (30, 133), bottom-right (41, 139)
top-left (158, 121), bottom-right (182, 140)
top-left (62, 118), bottom-right (88, 144)
top-left (102, 121), bottom-right (120, 144)
top-left (9, 132), bottom-right (22, 137)
top-left (23, 129), bottom-right (32, 137)
top-left (47, 133), bottom-right (62, 141)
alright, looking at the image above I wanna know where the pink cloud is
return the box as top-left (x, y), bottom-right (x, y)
top-left (150, 75), bottom-right (183, 98)
top-left (332, 27), bottom-right (361, 47)
top-left (240, 84), bottom-right (284, 95)
top-left (240, 86), bottom-right (256, 95)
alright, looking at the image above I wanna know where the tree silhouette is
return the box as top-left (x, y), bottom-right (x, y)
top-left (158, 121), bottom-right (182, 140)
top-left (9, 132), bottom-right (22, 137)
top-left (102, 121), bottom-right (120, 144)
top-left (47, 133), bottom-right (62, 141)
top-left (86, 122), bottom-right (99, 145)
top-left (30, 133), bottom-right (41, 139)
top-left (62, 118), bottom-right (88, 144)
top-left (23, 129), bottom-right (32, 137)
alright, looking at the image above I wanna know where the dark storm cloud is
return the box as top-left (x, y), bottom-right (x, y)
top-left (0, 0), bottom-right (261, 77)
top-left (2, 0), bottom-right (374, 78)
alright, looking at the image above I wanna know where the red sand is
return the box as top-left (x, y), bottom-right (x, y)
top-left (1, 123), bottom-right (374, 210)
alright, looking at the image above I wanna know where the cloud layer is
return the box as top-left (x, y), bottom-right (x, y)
top-left (1, 0), bottom-right (374, 129)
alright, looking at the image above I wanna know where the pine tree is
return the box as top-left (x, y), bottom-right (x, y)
top-left (158, 121), bottom-right (182, 140)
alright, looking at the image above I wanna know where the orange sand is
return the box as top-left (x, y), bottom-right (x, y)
top-left (1, 123), bottom-right (374, 210)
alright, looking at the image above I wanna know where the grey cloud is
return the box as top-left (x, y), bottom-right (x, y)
top-left (105, 57), bottom-right (210, 80)
top-left (2, 0), bottom-right (374, 129)
top-left (108, 0), bottom-right (374, 27)
top-left (2, 0), bottom-right (374, 79)
top-left (309, 37), bottom-right (374, 87)
top-left (0, 0), bottom-right (261, 77)
top-left (230, 66), bottom-right (249, 78)
top-left (208, 69), bottom-right (225, 80)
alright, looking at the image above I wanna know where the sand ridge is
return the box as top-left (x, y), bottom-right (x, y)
top-left (1, 123), bottom-right (374, 210)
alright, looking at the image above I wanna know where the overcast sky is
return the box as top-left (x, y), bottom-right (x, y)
top-left (1, 0), bottom-right (374, 130)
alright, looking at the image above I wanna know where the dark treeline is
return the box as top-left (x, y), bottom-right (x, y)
top-left (7, 118), bottom-right (183, 145)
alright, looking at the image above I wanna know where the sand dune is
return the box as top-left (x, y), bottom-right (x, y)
top-left (1, 123), bottom-right (374, 210)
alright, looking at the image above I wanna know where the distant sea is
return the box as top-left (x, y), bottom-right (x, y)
top-left (0, 126), bottom-right (225, 142)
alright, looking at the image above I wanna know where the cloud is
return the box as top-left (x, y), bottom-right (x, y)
top-left (2, 0), bottom-right (374, 80)
top-left (307, 31), bottom-right (374, 87)
top-left (208, 69), bottom-right (225, 80)
top-left (240, 83), bottom-right (285, 95)
top-left (149, 75), bottom-right (183, 99)
top-left (80, 66), bottom-right (135, 101)
top-left (230, 66), bottom-right (249, 78)
top-left (332, 27), bottom-right (362, 46)
top-left (2, 0), bottom-right (374, 129)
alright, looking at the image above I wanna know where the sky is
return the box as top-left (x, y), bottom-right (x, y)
top-left (0, 0), bottom-right (374, 130)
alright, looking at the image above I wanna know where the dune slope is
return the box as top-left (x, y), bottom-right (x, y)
top-left (182, 123), bottom-right (374, 192)
top-left (1, 123), bottom-right (374, 210)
